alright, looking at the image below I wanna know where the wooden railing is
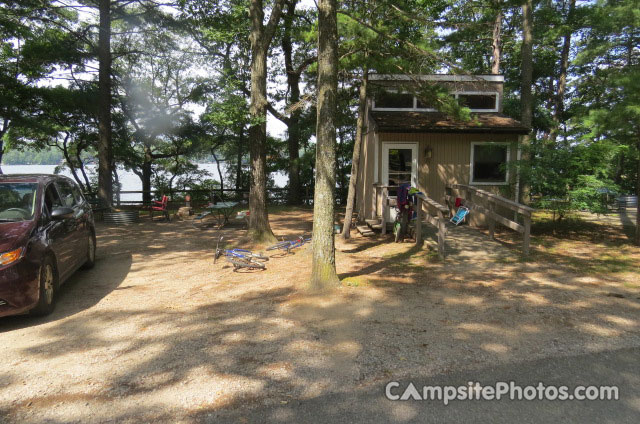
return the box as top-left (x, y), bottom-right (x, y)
top-left (415, 193), bottom-right (449, 259)
top-left (373, 184), bottom-right (449, 259)
top-left (373, 184), bottom-right (392, 234)
top-left (105, 187), bottom-right (314, 207)
top-left (446, 184), bottom-right (535, 255)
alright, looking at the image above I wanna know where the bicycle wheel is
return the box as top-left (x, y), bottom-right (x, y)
top-left (288, 240), bottom-right (304, 251)
top-left (267, 241), bottom-right (291, 251)
top-left (226, 256), bottom-right (266, 270)
top-left (230, 249), bottom-right (268, 261)
top-left (250, 252), bottom-right (269, 261)
top-left (393, 221), bottom-right (402, 242)
top-left (397, 211), bottom-right (409, 243)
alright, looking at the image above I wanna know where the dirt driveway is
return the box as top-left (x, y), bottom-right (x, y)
top-left (1, 208), bottom-right (639, 423)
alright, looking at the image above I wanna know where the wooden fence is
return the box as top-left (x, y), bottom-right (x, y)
top-left (109, 187), bottom-right (314, 207)
top-left (445, 184), bottom-right (535, 255)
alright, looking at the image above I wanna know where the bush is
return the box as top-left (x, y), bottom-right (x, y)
top-left (568, 175), bottom-right (618, 215)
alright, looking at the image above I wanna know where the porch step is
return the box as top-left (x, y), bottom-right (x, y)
top-left (365, 217), bottom-right (384, 231)
top-left (356, 225), bottom-right (376, 237)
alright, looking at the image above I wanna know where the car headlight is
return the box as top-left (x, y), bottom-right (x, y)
top-left (0, 247), bottom-right (25, 267)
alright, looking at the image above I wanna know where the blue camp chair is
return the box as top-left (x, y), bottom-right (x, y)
top-left (450, 206), bottom-right (469, 225)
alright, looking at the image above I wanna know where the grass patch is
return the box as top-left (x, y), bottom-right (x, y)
top-left (342, 276), bottom-right (368, 287)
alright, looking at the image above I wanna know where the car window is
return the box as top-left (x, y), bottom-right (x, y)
top-left (0, 182), bottom-right (38, 221)
top-left (56, 181), bottom-right (78, 208)
top-left (44, 183), bottom-right (63, 213)
top-left (70, 184), bottom-right (85, 205)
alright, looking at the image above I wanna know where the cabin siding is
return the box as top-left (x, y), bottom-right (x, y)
top-left (355, 106), bottom-right (377, 221)
top-left (356, 131), bottom-right (519, 226)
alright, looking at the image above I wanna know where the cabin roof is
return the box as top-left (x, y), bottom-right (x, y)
top-left (370, 111), bottom-right (529, 134)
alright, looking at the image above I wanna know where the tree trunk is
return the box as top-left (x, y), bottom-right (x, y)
top-left (141, 156), bottom-right (152, 205)
top-left (235, 127), bottom-right (244, 197)
top-left (1, 118), bottom-right (10, 174)
top-left (286, 81), bottom-right (303, 206)
top-left (61, 134), bottom-right (85, 192)
top-left (0, 140), bottom-right (4, 175)
top-left (98, 0), bottom-right (113, 207)
top-left (247, 0), bottom-right (283, 242)
top-left (76, 147), bottom-right (92, 192)
top-left (282, 0), bottom-right (303, 205)
top-left (247, 36), bottom-right (274, 241)
top-left (113, 167), bottom-right (120, 206)
top-left (636, 139), bottom-right (640, 246)
top-left (550, 0), bottom-right (575, 143)
top-left (212, 149), bottom-right (224, 200)
top-left (519, 0), bottom-right (534, 204)
top-left (491, 3), bottom-right (502, 75)
top-left (342, 68), bottom-right (368, 239)
top-left (310, 0), bottom-right (340, 290)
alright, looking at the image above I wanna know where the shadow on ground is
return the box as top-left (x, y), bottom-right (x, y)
top-left (1, 210), bottom-right (639, 423)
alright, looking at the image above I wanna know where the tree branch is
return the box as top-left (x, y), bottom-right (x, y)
top-left (262, 0), bottom-right (287, 50)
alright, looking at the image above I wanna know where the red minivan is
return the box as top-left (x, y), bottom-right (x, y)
top-left (0, 174), bottom-right (96, 317)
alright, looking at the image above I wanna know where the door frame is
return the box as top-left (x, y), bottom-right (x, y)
top-left (381, 142), bottom-right (419, 188)
top-left (381, 142), bottom-right (419, 223)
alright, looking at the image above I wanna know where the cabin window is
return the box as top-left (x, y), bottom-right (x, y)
top-left (471, 142), bottom-right (509, 184)
top-left (415, 96), bottom-right (436, 110)
top-left (373, 90), bottom-right (414, 109)
top-left (458, 94), bottom-right (497, 110)
top-left (372, 89), bottom-right (500, 111)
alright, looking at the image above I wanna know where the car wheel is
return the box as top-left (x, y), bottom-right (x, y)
top-left (31, 258), bottom-right (57, 316)
top-left (82, 232), bottom-right (96, 269)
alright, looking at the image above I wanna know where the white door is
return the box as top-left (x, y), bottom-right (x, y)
top-left (382, 142), bottom-right (418, 222)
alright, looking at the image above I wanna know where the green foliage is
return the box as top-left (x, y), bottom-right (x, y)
top-left (0, 0), bottom-right (638, 225)
top-left (2, 148), bottom-right (64, 165)
top-left (568, 175), bottom-right (618, 215)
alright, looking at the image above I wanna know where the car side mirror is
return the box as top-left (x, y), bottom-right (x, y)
top-left (51, 207), bottom-right (74, 220)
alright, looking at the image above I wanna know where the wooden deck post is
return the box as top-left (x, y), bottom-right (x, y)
top-left (372, 185), bottom-right (378, 220)
top-left (445, 186), bottom-right (454, 216)
top-left (523, 214), bottom-right (531, 255)
top-left (437, 210), bottom-right (446, 260)
top-left (416, 196), bottom-right (423, 245)
top-left (381, 187), bottom-right (388, 235)
top-left (488, 201), bottom-right (496, 240)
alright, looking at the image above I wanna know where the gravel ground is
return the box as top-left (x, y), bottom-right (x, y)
top-left (1, 208), bottom-right (639, 423)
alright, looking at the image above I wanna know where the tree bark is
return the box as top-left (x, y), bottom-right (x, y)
top-left (113, 167), bottom-right (120, 206)
top-left (491, 3), bottom-right (502, 75)
top-left (636, 138), bottom-right (640, 246)
top-left (141, 150), bottom-right (152, 205)
top-left (0, 119), bottom-right (6, 174)
top-left (550, 0), bottom-right (575, 143)
top-left (248, 0), bottom-right (284, 242)
top-left (212, 149), bottom-right (224, 199)
top-left (76, 146), bottom-right (92, 192)
top-left (235, 127), bottom-right (244, 195)
top-left (282, 1), bottom-right (303, 205)
top-left (341, 68), bottom-right (368, 239)
top-left (98, 0), bottom-right (113, 207)
top-left (310, 0), bottom-right (340, 290)
top-left (0, 140), bottom-right (4, 175)
top-left (519, 0), bottom-right (534, 204)
top-left (60, 134), bottom-right (85, 192)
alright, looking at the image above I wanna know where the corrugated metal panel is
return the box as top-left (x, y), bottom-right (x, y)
top-left (103, 211), bottom-right (140, 225)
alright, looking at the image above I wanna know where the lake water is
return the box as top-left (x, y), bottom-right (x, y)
top-left (1, 164), bottom-right (287, 201)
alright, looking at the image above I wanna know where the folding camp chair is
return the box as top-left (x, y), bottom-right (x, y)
top-left (150, 195), bottom-right (170, 221)
top-left (450, 206), bottom-right (469, 225)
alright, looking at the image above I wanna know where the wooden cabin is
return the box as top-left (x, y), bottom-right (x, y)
top-left (355, 74), bottom-right (529, 227)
